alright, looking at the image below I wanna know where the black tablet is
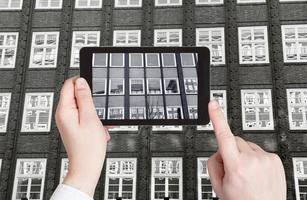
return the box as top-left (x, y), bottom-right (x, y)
top-left (80, 47), bottom-right (210, 126)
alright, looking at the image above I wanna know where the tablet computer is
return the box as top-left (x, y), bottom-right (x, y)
top-left (80, 47), bottom-right (210, 126)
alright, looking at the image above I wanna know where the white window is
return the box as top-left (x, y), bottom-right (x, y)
top-left (164, 78), bottom-right (180, 94)
top-left (152, 126), bottom-right (183, 131)
top-left (287, 89), bottom-right (307, 130)
top-left (35, 0), bottom-right (63, 9)
top-left (155, 0), bottom-right (182, 6)
top-left (188, 106), bottom-right (197, 119)
top-left (60, 158), bottom-right (69, 183)
top-left (151, 157), bottom-right (182, 200)
top-left (71, 31), bottom-right (100, 67)
top-left (108, 107), bottom-right (125, 119)
top-left (146, 53), bottom-right (160, 67)
top-left (113, 30), bottom-right (141, 47)
top-left (0, 159), bottom-right (2, 173)
top-left (184, 78), bottom-right (198, 94)
top-left (93, 78), bottom-right (107, 96)
top-left (281, 25), bottom-right (307, 63)
top-left (129, 53), bottom-right (144, 67)
top-left (180, 53), bottom-right (195, 67)
top-left (0, 0), bottom-right (22, 9)
top-left (75, 0), bottom-right (102, 8)
top-left (162, 53), bottom-right (176, 67)
top-left (105, 158), bottom-right (137, 200)
top-left (12, 159), bottom-right (47, 200)
top-left (115, 0), bottom-right (142, 7)
top-left (147, 78), bottom-right (162, 94)
top-left (198, 90), bottom-right (227, 130)
top-left (93, 53), bottom-right (108, 67)
top-left (166, 106), bottom-right (183, 119)
top-left (148, 106), bottom-right (165, 119)
top-left (130, 107), bottom-right (146, 119)
top-left (293, 158), bottom-right (307, 200)
top-left (0, 32), bottom-right (18, 68)
top-left (0, 93), bottom-right (11, 133)
top-left (238, 26), bottom-right (269, 64)
top-left (196, 28), bottom-right (225, 65)
top-left (196, 0), bottom-right (223, 5)
top-left (154, 29), bottom-right (182, 47)
top-left (237, 0), bottom-right (265, 3)
top-left (109, 78), bottom-right (125, 95)
top-left (130, 78), bottom-right (145, 95)
top-left (96, 107), bottom-right (105, 119)
top-left (109, 126), bottom-right (138, 131)
top-left (197, 158), bottom-right (217, 200)
top-left (241, 89), bottom-right (274, 130)
top-left (21, 93), bottom-right (54, 132)
top-left (29, 32), bottom-right (59, 68)
top-left (110, 53), bottom-right (125, 67)
top-left (280, 0), bottom-right (307, 1)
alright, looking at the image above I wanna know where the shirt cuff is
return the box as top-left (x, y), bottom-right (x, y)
top-left (50, 184), bottom-right (93, 200)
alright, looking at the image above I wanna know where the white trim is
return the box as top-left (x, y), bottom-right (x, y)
top-left (0, 159), bottom-right (2, 174)
top-left (155, 0), bottom-right (182, 6)
top-left (154, 29), bottom-right (182, 47)
top-left (145, 53), bottom-right (160, 67)
top-left (130, 78), bottom-right (145, 95)
top-left (162, 53), bottom-right (177, 67)
top-left (35, 0), bottom-right (63, 9)
top-left (110, 53), bottom-right (125, 67)
top-left (148, 106), bottom-right (165, 120)
top-left (0, 0), bottom-right (23, 10)
top-left (115, 0), bottom-right (142, 7)
top-left (21, 93), bottom-right (54, 132)
top-left (109, 126), bottom-right (138, 131)
top-left (130, 107), bottom-right (146, 119)
top-left (0, 93), bottom-right (12, 133)
top-left (108, 107), bottom-right (125, 119)
top-left (281, 24), bottom-right (307, 63)
top-left (197, 158), bottom-right (217, 200)
top-left (75, 0), bottom-right (103, 8)
top-left (188, 106), bottom-right (198, 119)
top-left (109, 78), bottom-right (125, 95)
top-left (104, 158), bottom-right (137, 200)
top-left (238, 26), bottom-right (269, 64)
top-left (60, 158), bottom-right (69, 183)
top-left (12, 158), bottom-right (47, 200)
top-left (70, 31), bottom-right (100, 68)
top-left (93, 78), bottom-right (107, 96)
top-left (96, 107), bottom-right (105, 119)
top-left (166, 106), bottom-right (183, 119)
top-left (93, 53), bottom-right (108, 67)
top-left (196, 0), bottom-right (223, 5)
top-left (147, 78), bottom-right (163, 94)
top-left (0, 32), bottom-right (19, 68)
top-left (196, 27), bottom-right (225, 65)
top-left (293, 157), bottom-right (307, 200)
top-left (237, 0), bottom-right (266, 3)
top-left (129, 53), bottom-right (144, 67)
top-left (152, 126), bottom-right (183, 131)
top-left (180, 53), bottom-right (196, 67)
top-left (164, 78), bottom-right (180, 94)
top-left (280, 0), bottom-right (307, 1)
top-left (151, 157), bottom-right (183, 200)
top-left (29, 32), bottom-right (60, 68)
top-left (184, 78), bottom-right (198, 94)
top-left (286, 88), bottom-right (307, 130)
top-left (113, 30), bottom-right (141, 47)
top-left (241, 89), bottom-right (274, 130)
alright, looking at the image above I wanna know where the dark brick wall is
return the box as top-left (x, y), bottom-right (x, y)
top-left (0, 0), bottom-right (306, 200)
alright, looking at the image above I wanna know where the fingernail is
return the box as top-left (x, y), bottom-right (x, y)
top-left (210, 100), bottom-right (220, 109)
top-left (76, 78), bottom-right (87, 89)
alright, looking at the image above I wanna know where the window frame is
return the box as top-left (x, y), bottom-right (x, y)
top-left (146, 53), bottom-right (160, 67)
top-left (151, 157), bottom-right (183, 200)
top-left (0, 32), bottom-right (19, 68)
top-left (130, 107), bottom-right (146, 119)
top-left (21, 92), bottom-right (54, 132)
top-left (154, 29), bottom-right (183, 47)
top-left (286, 88), bottom-right (307, 130)
top-left (0, 93), bottom-right (12, 133)
top-left (180, 53), bottom-right (196, 67)
top-left (152, 125), bottom-right (183, 131)
top-left (164, 78), bottom-right (180, 95)
top-left (184, 78), bottom-right (198, 94)
top-left (293, 157), bottom-right (307, 200)
top-left (162, 53), bottom-right (177, 67)
top-left (281, 24), bottom-right (307, 63)
top-left (241, 89), bottom-right (274, 130)
top-left (113, 30), bottom-right (141, 47)
top-left (195, 0), bottom-right (224, 5)
top-left (109, 78), bottom-right (125, 95)
top-left (0, 159), bottom-right (2, 174)
top-left (71, 31), bottom-right (100, 68)
top-left (114, 0), bottom-right (142, 7)
top-left (0, 0), bottom-right (23, 10)
top-left (238, 26), bottom-right (270, 64)
top-left (237, 0), bottom-right (266, 3)
top-left (130, 78), bottom-right (145, 95)
top-left (93, 78), bottom-right (107, 96)
top-left (155, 0), bottom-right (182, 6)
top-left (12, 158), bottom-right (47, 200)
top-left (60, 158), bottom-right (69, 183)
top-left (166, 106), bottom-right (183, 119)
top-left (96, 107), bottom-right (105, 119)
top-left (109, 126), bottom-right (139, 131)
top-left (35, 0), bottom-right (63, 9)
top-left (75, 0), bottom-right (103, 8)
top-left (147, 78), bottom-right (163, 95)
top-left (196, 27), bottom-right (225, 65)
top-left (110, 53), bottom-right (125, 67)
top-left (93, 53), bottom-right (108, 67)
top-left (29, 32), bottom-right (60, 68)
top-left (108, 107), bottom-right (125, 120)
top-left (129, 53), bottom-right (144, 67)
top-left (197, 158), bottom-right (217, 200)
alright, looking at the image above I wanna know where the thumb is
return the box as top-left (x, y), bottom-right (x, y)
top-left (208, 152), bottom-right (224, 197)
top-left (74, 78), bottom-right (98, 124)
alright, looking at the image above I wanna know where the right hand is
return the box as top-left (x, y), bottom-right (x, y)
top-left (207, 101), bottom-right (287, 200)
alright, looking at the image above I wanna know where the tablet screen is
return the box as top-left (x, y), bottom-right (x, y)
top-left (80, 47), bottom-right (210, 125)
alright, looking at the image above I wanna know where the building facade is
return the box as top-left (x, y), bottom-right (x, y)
top-left (0, 0), bottom-right (306, 199)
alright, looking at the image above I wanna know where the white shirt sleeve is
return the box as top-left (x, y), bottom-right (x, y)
top-left (50, 184), bottom-right (93, 200)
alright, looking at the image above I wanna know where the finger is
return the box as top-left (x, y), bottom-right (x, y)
top-left (57, 77), bottom-right (78, 109)
top-left (74, 77), bottom-right (98, 124)
top-left (104, 127), bottom-right (111, 142)
top-left (235, 137), bottom-right (253, 153)
top-left (209, 101), bottom-right (239, 170)
top-left (208, 152), bottom-right (224, 197)
top-left (247, 141), bottom-right (265, 152)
